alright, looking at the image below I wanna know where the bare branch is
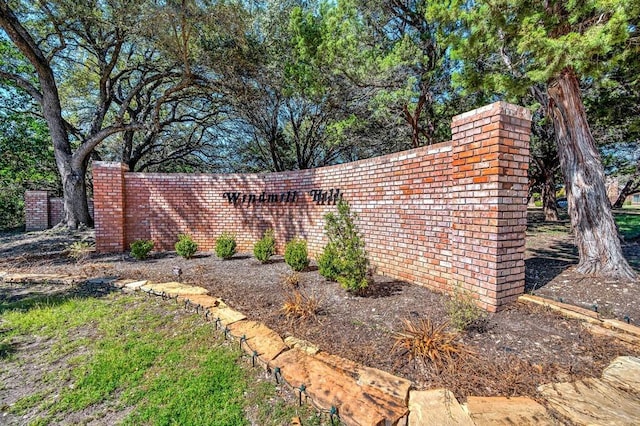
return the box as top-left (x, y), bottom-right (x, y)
top-left (0, 70), bottom-right (43, 104)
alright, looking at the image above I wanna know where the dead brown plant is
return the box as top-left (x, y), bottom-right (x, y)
top-left (393, 318), bottom-right (470, 369)
top-left (281, 272), bottom-right (300, 289)
top-left (282, 289), bottom-right (319, 321)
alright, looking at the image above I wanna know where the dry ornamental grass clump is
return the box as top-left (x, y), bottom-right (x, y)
top-left (393, 318), bottom-right (471, 369)
top-left (281, 272), bottom-right (300, 289)
top-left (66, 241), bottom-right (95, 263)
top-left (282, 290), bottom-right (320, 321)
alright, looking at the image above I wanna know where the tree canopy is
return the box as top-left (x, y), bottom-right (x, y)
top-left (1, 0), bottom-right (638, 279)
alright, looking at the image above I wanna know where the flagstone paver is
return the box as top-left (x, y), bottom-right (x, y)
top-left (207, 303), bottom-right (247, 326)
top-left (284, 336), bottom-right (320, 355)
top-left (123, 280), bottom-right (148, 291)
top-left (408, 389), bottom-right (474, 426)
top-left (177, 294), bottom-right (220, 309)
top-left (356, 366), bottom-right (412, 405)
top-left (2, 272), bottom-right (82, 284)
top-left (140, 281), bottom-right (209, 296)
top-left (8, 272), bottom-right (640, 425)
top-left (228, 320), bottom-right (288, 361)
top-left (602, 356), bottom-right (640, 392)
top-left (108, 278), bottom-right (136, 288)
top-left (271, 348), bottom-right (409, 425)
top-left (464, 396), bottom-right (555, 425)
top-left (539, 378), bottom-right (640, 425)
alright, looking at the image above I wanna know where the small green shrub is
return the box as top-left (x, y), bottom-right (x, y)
top-left (284, 238), bottom-right (309, 271)
top-left (445, 285), bottom-right (488, 332)
top-left (130, 239), bottom-right (154, 260)
top-left (323, 199), bottom-right (370, 293)
top-left (67, 241), bottom-right (95, 263)
top-left (215, 233), bottom-right (236, 259)
top-left (253, 229), bottom-right (276, 263)
top-left (175, 234), bottom-right (198, 259)
top-left (318, 243), bottom-right (340, 281)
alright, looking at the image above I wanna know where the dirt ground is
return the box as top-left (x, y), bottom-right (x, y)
top-left (1, 212), bottom-right (639, 402)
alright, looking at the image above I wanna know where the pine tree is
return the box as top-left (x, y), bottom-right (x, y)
top-left (443, 0), bottom-right (638, 279)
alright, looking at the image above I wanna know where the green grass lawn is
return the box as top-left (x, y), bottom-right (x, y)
top-left (527, 208), bottom-right (640, 240)
top-left (0, 290), bottom-right (322, 425)
top-left (615, 211), bottom-right (640, 240)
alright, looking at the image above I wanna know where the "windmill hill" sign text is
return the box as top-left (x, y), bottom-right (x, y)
top-left (223, 188), bottom-right (341, 206)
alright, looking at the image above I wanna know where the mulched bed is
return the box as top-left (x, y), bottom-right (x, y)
top-left (1, 219), bottom-right (639, 401)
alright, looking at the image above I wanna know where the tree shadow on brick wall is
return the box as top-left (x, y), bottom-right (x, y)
top-left (128, 171), bottom-right (324, 257)
top-left (525, 241), bottom-right (578, 292)
top-left (220, 171), bottom-right (326, 256)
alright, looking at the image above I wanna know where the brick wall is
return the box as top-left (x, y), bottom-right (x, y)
top-left (24, 191), bottom-right (94, 230)
top-left (93, 102), bottom-right (531, 311)
top-left (25, 191), bottom-right (50, 231)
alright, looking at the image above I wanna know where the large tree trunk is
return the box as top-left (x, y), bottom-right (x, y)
top-left (41, 69), bottom-right (92, 228)
top-left (613, 168), bottom-right (640, 209)
top-left (547, 68), bottom-right (636, 279)
top-left (1, 2), bottom-right (92, 229)
top-left (541, 169), bottom-right (559, 221)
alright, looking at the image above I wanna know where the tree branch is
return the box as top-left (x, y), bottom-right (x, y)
top-left (0, 70), bottom-right (43, 104)
top-left (72, 123), bottom-right (145, 170)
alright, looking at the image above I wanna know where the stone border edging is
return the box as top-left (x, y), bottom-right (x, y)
top-left (103, 277), bottom-right (412, 425)
top-left (10, 272), bottom-right (640, 425)
top-left (519, 294), bottom-right (640, 347)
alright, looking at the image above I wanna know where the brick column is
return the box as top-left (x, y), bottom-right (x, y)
top-left (25, 190), bottom-right (50, 231)
top-left (449, 102), bottom-right (531, 311)
top-left (93, 162), bottom-right (128, 252)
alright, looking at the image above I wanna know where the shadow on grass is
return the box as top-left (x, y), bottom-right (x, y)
top-left (0, 339), bottom-right (17, 360)
top-left (525, 241), bottom-right (579, 292)
top-left (0, 280), bottom-right (118, 316)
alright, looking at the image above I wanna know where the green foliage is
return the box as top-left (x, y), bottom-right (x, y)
top-left (450, 0), bottom-right (640, 97)
top-left (215, 233), bottom-right (236, 259)
top-left (323, 199), bottom-right (369, 293)
top-left (253, 229), bottom-right (276, 263)
top-left (129, 239), bottom-right (154, 260)
top-left (174, 234), bottom-right (198, 259)
top-left (0, 91), bottom-right (59, 230)
top-left (284, 238), bottom-right (309, 272)
top-left (318, 242), bottom-right (340, 281)
top-left (445, 285), bottom-right (487, 332)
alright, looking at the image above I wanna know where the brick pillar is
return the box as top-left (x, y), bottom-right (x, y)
top-left (25, 190), bottom-right (50, 231)
top-left (93, 162), bottom-right (128, 252)
top-left (449, 102), bottom-right (531, 311)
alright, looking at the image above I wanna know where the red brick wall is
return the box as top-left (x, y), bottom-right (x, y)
top-left (25, 191), bottom-right (94, 230)
top-left (93, 102), bottom-right (531, 311)
top-left (25, 191), bottom-right (50, 231)
top-left (94, 162), bottom-right (128, 252)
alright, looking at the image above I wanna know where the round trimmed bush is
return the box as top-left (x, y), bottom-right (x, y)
top-left (284, 238), bottom-right (309, 272)
top-left (215, 233), bottom-right (237, 259)
top-left (318, 243), bottom-right (340, 281)
top-left (175, 234), bottom-right (198, 259)
top-left (130, 239), bottom-right (154, 260)
top-left (253, 229), bottom-right (276, 263)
